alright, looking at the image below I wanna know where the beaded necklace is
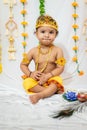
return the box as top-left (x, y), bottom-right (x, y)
top-left (35, 45), bottom-right (53, 72)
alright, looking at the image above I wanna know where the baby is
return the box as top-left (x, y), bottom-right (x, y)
top-left (20, 15), bottom-right (66, 104)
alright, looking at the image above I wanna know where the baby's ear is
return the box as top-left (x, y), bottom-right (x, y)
top-left (35, 31), bottom-right (39, 39)
top-left (34, 30), bottom-right (36, 34)
top-left (56, 31), bottom-right (59, 36)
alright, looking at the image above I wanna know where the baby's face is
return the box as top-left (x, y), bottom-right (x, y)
top-left (36, 26), bottom-right (57, 46)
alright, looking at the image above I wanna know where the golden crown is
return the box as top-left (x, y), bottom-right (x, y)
top-left (35, 15), bottom-right (58, 31)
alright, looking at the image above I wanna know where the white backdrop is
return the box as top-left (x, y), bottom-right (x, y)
top-left (0, 0), bottom-right (87, 90)
top-left (0, 1), bottom-right (87, 130)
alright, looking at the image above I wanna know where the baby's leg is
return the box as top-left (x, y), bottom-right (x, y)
top-left (29, 83), bottom-right (58, 104)
top-left (29, 84), bottom-right (46, 93)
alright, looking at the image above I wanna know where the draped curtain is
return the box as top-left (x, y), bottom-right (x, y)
top-left (0, 0), bottom-right (87, 89)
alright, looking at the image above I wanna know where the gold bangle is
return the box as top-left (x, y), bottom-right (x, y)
top-left (29, 71), bottom-right (32, 77)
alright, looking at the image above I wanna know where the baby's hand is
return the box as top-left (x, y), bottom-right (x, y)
top-left (30, 71), bottom-right (42, 80)
top-left (38, 73), bottom-right (50, 85)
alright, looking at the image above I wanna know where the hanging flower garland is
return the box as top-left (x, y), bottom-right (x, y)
top-left (20, 0), bottom-right (28, 63)
top-left (72, 0), bottom-right (84, 76)
top-left (39, 0), bottom-right (45, 15)
top-left (4, 0), bottom-right (18, 60)
top-left (0, 34), bottom-right (2, 73)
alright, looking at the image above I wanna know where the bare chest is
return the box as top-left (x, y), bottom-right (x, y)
top-left (35, 52), bottom-right (56, 63)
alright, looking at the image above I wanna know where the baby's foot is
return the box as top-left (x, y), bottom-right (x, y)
top-left (29, 94), bottom-right (42, 104)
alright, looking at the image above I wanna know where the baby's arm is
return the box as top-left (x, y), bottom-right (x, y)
top-left (50, 47), bottom-right (65, 76)
top-left (20, 49), bottom-right (33, 77)
top-left (20, 48), bottom-right (43, 80)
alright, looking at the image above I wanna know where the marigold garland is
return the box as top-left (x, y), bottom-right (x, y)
top-left (72, 1), bottom-right (78, 7)
top-left (72, 56), bottom-right (78, 62)
top-left (72, 0), bottom-right (84, 76)
top-left (20, 0), bottom-right (27, 3)
top-left (21, 9), bottom-right (27, 15)
top-left (21, 21), bottom-right (28, 26)
top-left (72, 24), bottom-right (79, 31)
top-left (20, 0), bottom-right (28, 62)
top-left (72, 46), bottom-right (78, 52)
top-left (72, 13), bottom-right (78, 19)
top-left (72, 35), bottom-right (79, 41)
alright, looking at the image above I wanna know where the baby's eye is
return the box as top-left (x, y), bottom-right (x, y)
top-left (41, 30), bottom-right (45, 33)
top-left (49, 31), bottom-right (54, 34)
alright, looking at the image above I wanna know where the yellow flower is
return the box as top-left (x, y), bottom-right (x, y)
top-left (78, 71), bottom-right (84, 76)
top-left (72, 2), bottom-right (78, 7)
top-left (72, 35), bottom-right (79, 41)
top-left (72, 46), bottom-right (78, 51)
top-left (21, 75), bottom-right (28, 79)
top-left (22, 41), bottom-right (27, 46)
top-left (72, 14), bottom-right (78, 18)
top-left (21, 10), bottom-right (27, 15)
top-left (20, 0), bottom-right (27, 3)
top-left (0, 63), bottom-right (2, 73)
top-left (72, 24), bottom-right (79, 29)
top-left (21, 21), bottom-right (28, 26)
top-left (72, 56), bottom-right (78, 62)
top-left (55, 57), bottom-right (66, 66)
top-left (21, 32), bottom-right (28, 37)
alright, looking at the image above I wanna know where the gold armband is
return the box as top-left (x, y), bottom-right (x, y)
top-left (22, 52), bottom-right (29, 64)
top-left (22, 58), bottom-right (29, 64)
top-left (55, 57), bottom-right (66, 66)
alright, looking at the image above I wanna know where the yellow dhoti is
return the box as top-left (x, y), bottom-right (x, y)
top-left (23, 76), bottom-right (64, 94)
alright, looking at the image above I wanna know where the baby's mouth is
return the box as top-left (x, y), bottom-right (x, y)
top-left (43, 39), bottom-right (50, 41)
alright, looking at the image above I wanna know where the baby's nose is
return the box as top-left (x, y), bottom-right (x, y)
top-left (45, 32), bottom-right (49, 37)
